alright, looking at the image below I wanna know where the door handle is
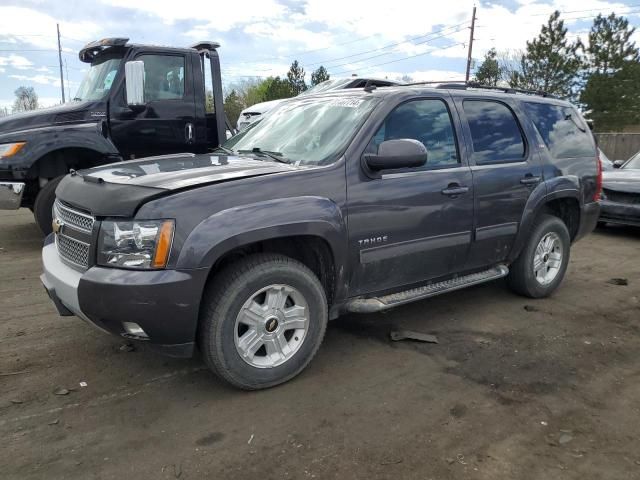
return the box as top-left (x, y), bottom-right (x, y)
top-left (441, 185), bottom-right (469, 196)
top-left (185, 123), bottom-right (194, 144)
top-left (520, 175), bottom-right (541, 185)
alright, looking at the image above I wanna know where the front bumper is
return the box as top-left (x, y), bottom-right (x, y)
top-left (0, 182), bottom-right (25, 209)
top-left (41, 241), bottom-right (209, 357)
top-left (599, 200), bottom-right (640, 227)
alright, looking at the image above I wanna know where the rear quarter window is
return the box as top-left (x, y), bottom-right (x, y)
top-left (523, 102), bottom-right (595, 158)
top-left (463, 100), bottom-right (526, 164)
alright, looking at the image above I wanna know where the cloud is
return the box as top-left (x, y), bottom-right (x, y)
top-left (103, 0), bottom-right (286, 29)
top-left (427, 0), bottom-right (635, 59)
top-left (243, 21), bottom-right (332, 50)
top-left (0, 6), bottom-right (100, 49)
top-left (0, 54), bottom-right (33, 70)
top-left (9, 73), bottom-right (60, 87)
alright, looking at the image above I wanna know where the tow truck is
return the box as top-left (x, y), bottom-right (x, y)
top-left (0, 38), bottom-right (230, 233)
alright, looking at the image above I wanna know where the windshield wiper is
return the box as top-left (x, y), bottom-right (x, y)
top-left (237, 147), bottom-right (291, 164)
top-left (212, 146), bottom-right (235, 155)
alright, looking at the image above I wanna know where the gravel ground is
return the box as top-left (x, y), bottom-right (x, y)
top-left (1, 209), bottom-right (639, 480)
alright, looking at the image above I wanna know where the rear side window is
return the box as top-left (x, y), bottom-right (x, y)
top-left (523, 102), bottom-right (595, 158)
top-left (367, 99), bottom-right (459, 169)
top-left (463, 100), bottom-right (526, 163)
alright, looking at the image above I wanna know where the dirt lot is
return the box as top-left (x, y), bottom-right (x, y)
top-left (1, 209), bottom-right (639, 480)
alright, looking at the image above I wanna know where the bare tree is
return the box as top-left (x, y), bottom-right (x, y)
top-left (12, 86), bottom-right (38, 113)
top-left (495, 49), bottom-right (524, 86)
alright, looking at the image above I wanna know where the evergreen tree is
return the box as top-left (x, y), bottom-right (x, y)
top-left (581, 60), bottom-right (640, 131)
top-left (286, 60), bottom-right (307, 95)
top-left (474, 48), bottom-right (502, 86)
top-left (264, 76), bottom-right (294, 101)
top-left (586, 13), bottom-right (639, 74)
top-left (310, 66), bottom-right (330, 86)
top-left (510, 11), bottom-right (582, 99)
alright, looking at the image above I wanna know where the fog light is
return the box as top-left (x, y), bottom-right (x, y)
top-left (122, 322), bottom-right (149, 339)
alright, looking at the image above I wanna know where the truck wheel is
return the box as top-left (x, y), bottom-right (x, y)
top-left (33, 176), bottom-right (63, 235)
top-left (199, 253), bottom-right (328, 390)
top-left (507, 214), bottom-right (570, 298)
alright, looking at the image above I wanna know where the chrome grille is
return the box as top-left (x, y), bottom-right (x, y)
top-left (53, 199), bottom-right (94, 269)
top-left (55, 234), bottom-right (90, 268)
top-left (54, 200), bottom-right (94, 233)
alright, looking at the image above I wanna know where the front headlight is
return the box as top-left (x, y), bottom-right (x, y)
top-left (97, 219), bottom-right (174, 269)
top-left (0, 142), bottom-right (26, 159)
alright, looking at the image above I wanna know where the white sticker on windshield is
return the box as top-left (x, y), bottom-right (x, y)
top-left (327, 98), bottom-right (364, 108)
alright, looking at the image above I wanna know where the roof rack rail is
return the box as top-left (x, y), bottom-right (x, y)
top-left (405, 80), bottom-right (555, 99)
top-left (465, 81), bottom-right (555, 98)
top-left (405, 80), bottom-right (467, 86)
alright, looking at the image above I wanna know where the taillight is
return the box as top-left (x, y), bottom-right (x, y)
top-left (594, 152), bottom-right (603, 201)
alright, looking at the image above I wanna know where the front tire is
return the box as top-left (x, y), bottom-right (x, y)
top-left (199, 254), bottom-right (328, 390)
top-left (507, 214), bottom-right (571, 298)
top-left (33, 176), bottom-right (63, 235)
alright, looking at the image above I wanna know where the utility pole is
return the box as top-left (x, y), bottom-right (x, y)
top-left (56, 23), bottom-right (65, 103)
top-left (65, 59), bottom-right (71, 100)
top-left (465, 6), bottom-right (477, 82)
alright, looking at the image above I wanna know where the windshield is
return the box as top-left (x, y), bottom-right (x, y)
top-left (74, 53), bottom-right (122, 102)
top-left (299, 78), bottom-right (352, 96)
top-left (623, 151), bottom-right (640, 169)
top-left (224, 95), bottom-right (379, 166)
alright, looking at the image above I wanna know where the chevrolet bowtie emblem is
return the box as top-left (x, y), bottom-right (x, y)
top-left (52, 217), bottom-right (65, 234)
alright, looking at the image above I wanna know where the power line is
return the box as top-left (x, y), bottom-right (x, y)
top-left (225, 31), bottom-right (411, 67)
top-left (303, 25), bottom-right (470, 73)
top-left (301, 21), bottom-right (470, 69)
top-left (0, 48), bottom-right (57, 52)
top-left (330, 42), bottom-right (466, 77)
top-left (529, 4), bottom-right (640, 16)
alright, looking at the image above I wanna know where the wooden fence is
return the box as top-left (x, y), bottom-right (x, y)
top-left (595, 133), bottom-right (640, 161)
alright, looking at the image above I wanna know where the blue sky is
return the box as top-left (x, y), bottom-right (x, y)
top-left (0, 0), bottom-right (639, 109)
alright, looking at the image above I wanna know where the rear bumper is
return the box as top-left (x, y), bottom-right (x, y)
top-left (41, 241), bottom-right (209, 357)
top-left (599, 200), bottom-right (640, 227)
top-left (575, 201), bottom-right (600, 241)
top-left (0, 182), bottom-right (25, 209)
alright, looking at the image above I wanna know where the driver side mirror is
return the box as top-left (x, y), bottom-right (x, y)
top-left (364, 139), bottom-right (428, 171)
top-left (613, 160), bottom-right (625, 168)
top-left (125, 60), bottom-right (145, 110)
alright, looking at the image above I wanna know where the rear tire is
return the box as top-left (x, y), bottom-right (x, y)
top-left (507, 214), bottom-right (570, 298)
top-left (198, 253), bottom-right (328, 390)
top-left (33, 176), bottom-right (63, 235)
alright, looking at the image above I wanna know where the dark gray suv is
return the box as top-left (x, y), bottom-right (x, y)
top-left (41, 84), bottom-right (601, 389)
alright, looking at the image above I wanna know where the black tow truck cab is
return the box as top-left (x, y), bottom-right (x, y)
top-left (0, 38), bottom-right (227, 233)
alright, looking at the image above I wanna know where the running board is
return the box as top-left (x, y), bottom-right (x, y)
top-left (345, 265), bottom-right (509, 313)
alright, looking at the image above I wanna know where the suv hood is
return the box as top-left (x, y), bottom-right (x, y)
top-left (82, 152), bottom-right (300, 190)
top-left (57, 152), bottom-right (303, 217)
top-left (0, 100), bottom-right (102, 135)
top-left (602, 170), bottom-right (640, 193)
